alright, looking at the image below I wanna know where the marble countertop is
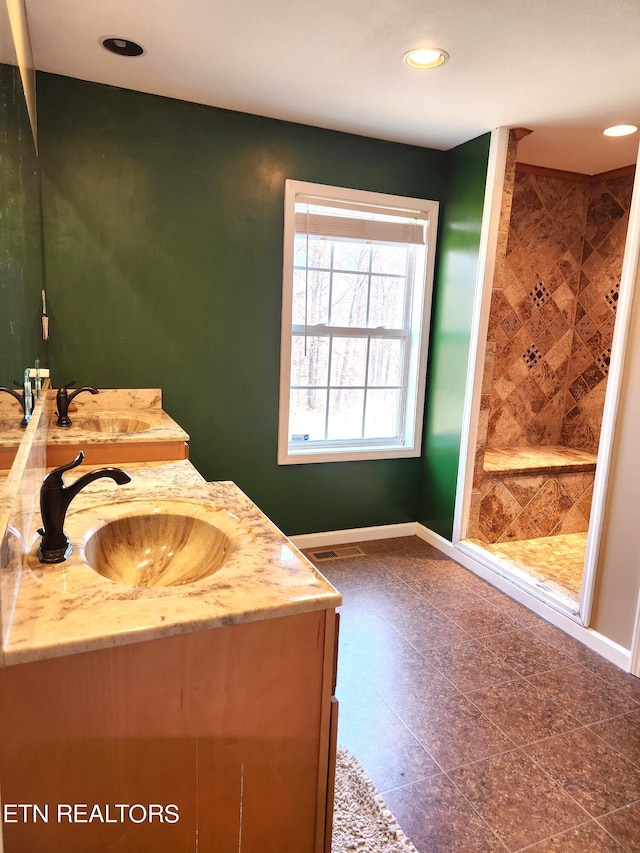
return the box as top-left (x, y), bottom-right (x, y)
top-left (0, 428), bottom-right (25, 449)
top-left (47, 408), bottom-right (189, 446)
top-left (0, 416), bottom-right (28, 450)
top-left (4, 461), bottom-right (340, 666)
top-left (44, 387), bottom-right (188, 446)
top-left (0, 391), bottom-right (41, 446)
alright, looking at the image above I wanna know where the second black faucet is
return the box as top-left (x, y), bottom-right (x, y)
top-left (56, 380), bottom-right (99, 427)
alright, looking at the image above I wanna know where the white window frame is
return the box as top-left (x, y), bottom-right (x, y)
top-left (278, 179), bottom-right (438, 465)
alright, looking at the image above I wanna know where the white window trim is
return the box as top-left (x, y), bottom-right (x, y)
top-left (278, 179), bottom-right (438, 465)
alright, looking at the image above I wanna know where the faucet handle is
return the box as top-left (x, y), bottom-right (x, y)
top-left (43, 451), bottom-right (85, 490)
top-left (59, 379), bottom-right (77, 392)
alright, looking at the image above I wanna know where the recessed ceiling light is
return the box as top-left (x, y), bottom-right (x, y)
top-left (404, 47), bottom-right (449, 69)
top-left (603, 124), bottom-right (638, 137)
top-left (100, 37), bottom-right (145, 57)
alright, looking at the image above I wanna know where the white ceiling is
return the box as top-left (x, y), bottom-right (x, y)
top-left (12, 0), bottom-right (640, 172)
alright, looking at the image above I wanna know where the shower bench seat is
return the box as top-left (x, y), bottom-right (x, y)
top-left (483, 445), bottom-right (597, 477)
top-left (472, 445), bottom-right (597, 543)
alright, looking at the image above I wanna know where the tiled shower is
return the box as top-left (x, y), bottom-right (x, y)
top-left (466, 130), bottom-right (634, 598)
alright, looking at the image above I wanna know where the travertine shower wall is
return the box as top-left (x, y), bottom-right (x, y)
top-left (487, 164), bottom-right (633, 452)
top-left (563, 171), bottom-right (633, 450)
top-left (467, 141), bottom-right (634, 544)
top-left (487, 167), bottom-right (633, 452)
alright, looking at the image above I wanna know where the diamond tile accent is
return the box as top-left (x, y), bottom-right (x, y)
top-left (522, 345), bottom-right (542, 368)
top-left (530, 282), bottom-right (550, 307)
top-left (605, 282), bottom-right (620, 311)
top-left (596, 349), bottom-right (611, 375)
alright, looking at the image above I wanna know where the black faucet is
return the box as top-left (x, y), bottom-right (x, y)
top-left (0, 380), bottom-right (32, 428)
top-left (37, 451), bottom-right (131, 563)
top-left (56, 380), bottom-right (99, 426)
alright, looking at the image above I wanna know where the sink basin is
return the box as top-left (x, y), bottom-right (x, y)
top-left (84, 510), bottom-right (230, 587)
top-left (75, 415), bottom-right (153, 434)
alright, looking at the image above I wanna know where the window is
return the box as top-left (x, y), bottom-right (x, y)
top-left (278, 180), bottom-right (438, 464)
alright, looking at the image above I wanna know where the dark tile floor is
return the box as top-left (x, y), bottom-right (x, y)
top-left (305, 536), bottom-right (640, 852)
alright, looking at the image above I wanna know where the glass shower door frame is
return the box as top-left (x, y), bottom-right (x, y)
top-left (452, 126), bottom-right (640, 638)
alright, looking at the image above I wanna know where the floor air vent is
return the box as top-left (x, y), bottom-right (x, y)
top-left (309, 545), bottom-right (365, 561)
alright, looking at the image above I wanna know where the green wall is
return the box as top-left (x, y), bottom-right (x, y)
top-left (419, 134), bottom-right (491, 537)
top-left (0, 63), bottom-right (45, 389)
top-left (37, 72), bottom-right (488, 536)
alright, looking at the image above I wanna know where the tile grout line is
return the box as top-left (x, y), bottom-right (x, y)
top-left (513, 816), bottom-right (627, 852)
top-left (312, 540), bottom-right (640, 850)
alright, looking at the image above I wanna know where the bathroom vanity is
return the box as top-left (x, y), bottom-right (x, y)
top-left (45, 387), bottom-right (190, 465)
top-left (0, 391), bottom-right (341, 853)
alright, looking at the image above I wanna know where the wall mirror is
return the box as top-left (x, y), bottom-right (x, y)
top-left (1, 0), bottom-right (46, 513)
top-left (0, 0), bottom-right (45, 439)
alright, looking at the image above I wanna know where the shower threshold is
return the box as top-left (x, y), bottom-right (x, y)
top-left (461, 533), bottom-right (587, 613)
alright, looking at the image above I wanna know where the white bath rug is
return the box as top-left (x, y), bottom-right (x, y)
top-left (332, 746), bottom-right (419, 852)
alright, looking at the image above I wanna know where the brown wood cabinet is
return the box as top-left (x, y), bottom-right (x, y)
top-left (0, 608), bottom-right (339, 852)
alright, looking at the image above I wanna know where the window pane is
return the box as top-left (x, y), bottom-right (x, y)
top-left (282, 182), bottom-right (437, 463)
top-left (289, 388), bottom-right (327, 441)
top-left (330, 337), bottom-right (367, 387)
top-left (292, 269), bottom-right (330, 326)
top-left (291, 335), bottom-right (329, 386)
top-left (332, 240), bottom-right (370, 272)
top-left (369, 276), bottom-right (407, 328)
top-left (294, 235), bottom-right (332, 268)
top-left (327, 388), bottom-right (365, 440)
top-left (330, 273), bottom-right (368, 327)
top-left (364, 389), bottom-right (401, 439)
top-left (371, 243), bottom-right (409, 275)
top-left (367, 338), bottom-right (404, 386)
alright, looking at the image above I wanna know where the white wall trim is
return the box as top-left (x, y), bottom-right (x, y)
top-left (580, 141), bottom-right (640, 628)
top-left (278, 179), bottom-right (438, 466)
top-left (630, 602), bottom-right (640, 677)
top-left (290, 522), bottom-right (631, 671)
top-left (289, 522), bottom-right (416, 551)
top-left (452, 126), bottom-right (510, 542)
top-left (614, 143), bottom-right (640, 676)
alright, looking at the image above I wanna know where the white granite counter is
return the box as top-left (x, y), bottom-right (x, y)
top-left (45, 388), bottom-right (189, 448)
top-left (3, 456), bottom-right (340, 666)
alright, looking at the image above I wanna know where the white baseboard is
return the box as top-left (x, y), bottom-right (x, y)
top-left (289, 522), bottom-right (417, 551)
top-left (292, 521), bottom-right (632, 672)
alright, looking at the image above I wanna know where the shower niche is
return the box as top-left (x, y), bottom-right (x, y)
top-left (463, 128), bottom-right (636, 609)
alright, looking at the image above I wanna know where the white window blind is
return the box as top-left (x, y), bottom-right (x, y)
top-left (294, 194), bottom-right (428, 245)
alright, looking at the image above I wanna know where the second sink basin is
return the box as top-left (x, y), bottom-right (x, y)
top-left (83, 504), bottom-right (231, 587)
top-left (75, 415), bottom-right (153, 434)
